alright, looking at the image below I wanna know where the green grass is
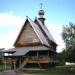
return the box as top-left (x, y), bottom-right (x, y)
top-left (0, 64), bottom-right (75, 75)
top-left (0, 64), bottom-right (5, 72)
top-left (0, 64), bottom-right (11, 72)
top-left (24, 65), bottom-right (75, 75)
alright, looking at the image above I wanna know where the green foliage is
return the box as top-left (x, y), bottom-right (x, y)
top-left (62, 22), bottom-right (75, 48)
top-left (65, 47), bottom-right (75, 62)
top-left (62, 22), bottom-right (75, 62)
top-left (58, 50), bottom-right (66, 65)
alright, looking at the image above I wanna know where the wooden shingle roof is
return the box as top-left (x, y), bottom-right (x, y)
top-left (2, 46), bottom-right (53, 56)
top-left (28, 18), bottom-right (50, 46)
top-left (13, 46), bottom-right (51, 56)
top-left (36, 18), bottom-right (57, 45)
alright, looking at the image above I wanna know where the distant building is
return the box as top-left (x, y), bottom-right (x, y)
top-left (2, 7), bottom-right (58, 70)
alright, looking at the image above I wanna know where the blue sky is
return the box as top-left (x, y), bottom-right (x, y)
top-left (0, 0), bottom-right (75, 52)
top-left (1, 0), bottom-right (75, 24)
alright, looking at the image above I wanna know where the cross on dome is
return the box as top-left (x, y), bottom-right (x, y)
top-left (38, 3), bottom-right (45, 18)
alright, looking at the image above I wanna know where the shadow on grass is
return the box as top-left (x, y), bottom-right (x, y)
top-left (23, 65), bottom-right (75, 75)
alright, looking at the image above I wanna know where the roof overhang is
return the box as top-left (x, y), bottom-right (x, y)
top-left (2, 46), bottom-right (57, 57)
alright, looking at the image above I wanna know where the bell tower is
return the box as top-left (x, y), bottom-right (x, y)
top-left (38, 3), bottom-right (45, 25)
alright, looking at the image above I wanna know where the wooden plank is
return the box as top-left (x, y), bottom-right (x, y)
top-left (27, 60), bottom-right (49, 63)
top-left (17, 23), bottom-right (41, 46)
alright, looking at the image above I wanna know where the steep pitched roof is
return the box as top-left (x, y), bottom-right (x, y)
top-left (14, 17), bottom-right (50, 47)
top-left (36, 18), bottom-right (57, 45)
top-left (28, 18), bottom-right (49, 46)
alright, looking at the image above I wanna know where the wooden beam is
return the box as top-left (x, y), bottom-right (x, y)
top-left (37, 51), bottom-right (38, 60)
top-left (28, 60), bottom-right (49, 63)
top-left (48, 50), bottom-right (49, 58)
top-left (19, 57), bottom-right (21, 66)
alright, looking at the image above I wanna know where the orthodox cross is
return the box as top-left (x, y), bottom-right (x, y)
top-left (40, 3), bottom-right (43, 10)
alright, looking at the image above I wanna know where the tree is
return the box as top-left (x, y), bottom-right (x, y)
top-left (58, 49), bottom-right (66, 65)
top-left (62, 22), bottom-right (75, 62)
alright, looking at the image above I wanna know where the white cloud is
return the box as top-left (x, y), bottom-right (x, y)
top-left (0, 12), bottom-right (65, 52)
top-left (0, 12), bottom-right (25, 49)
top-left (0, 24), bottom-right (24, 49)
top-left (46, 23), bottom-right (65, 52)
top-left (0, 13), bottom-right (24, 26)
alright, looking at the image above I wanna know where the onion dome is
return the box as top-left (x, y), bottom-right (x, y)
top-left (38, 3), bottom-right (45, 18)
top-left (38, 9), bottom-right (45, 18)
top-left (38, 9), bottom-right (45, 16)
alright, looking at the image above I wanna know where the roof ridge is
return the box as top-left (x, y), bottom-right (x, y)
top-left (36, 18), bottom-right (57, 44)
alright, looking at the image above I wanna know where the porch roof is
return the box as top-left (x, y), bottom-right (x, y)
top-left (2, 46), bottom-right (56, 56)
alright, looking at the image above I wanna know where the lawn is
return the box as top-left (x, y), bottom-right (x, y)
top-left (24, 65), bottom-right (75, 75)
top-left (0, 64), bottom-right (5, 72)
top-left (0, 64), bottom-right (11, 72)
top-left (0, 64), bottom-right (75, 75)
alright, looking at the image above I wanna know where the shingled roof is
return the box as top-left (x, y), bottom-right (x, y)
top-left (36, 18), bottom-right (57, 44)
top-left (13, 46), bottom-right (51, 56)
top-left (28, 18), bottom-right (50, 46)
top-left (2, 46), bottom-right (56, 56)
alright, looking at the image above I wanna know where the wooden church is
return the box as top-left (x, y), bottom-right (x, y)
top-left (2, 7), bottom-right (58, 70)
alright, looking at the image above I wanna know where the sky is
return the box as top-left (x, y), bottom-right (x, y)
top-left (0, 0), bottom-right (75, 52)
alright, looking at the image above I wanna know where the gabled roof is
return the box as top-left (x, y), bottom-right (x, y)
top-left (14, 17), bottom-right (50, 47)
top-left (36, 18), bottom-right (57, 45)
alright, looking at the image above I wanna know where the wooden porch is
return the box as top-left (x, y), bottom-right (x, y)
top-left (3, 49), bottom-right (58, 70)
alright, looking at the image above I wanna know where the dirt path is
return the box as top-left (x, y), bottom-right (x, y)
top-left (0, 71), bottom-right (40, 75)
top-left (0, 72), bottom-right (18, 75)
top-left (0, 70), bottom-right (40, 75)
top-left (0, 72), bottom-right (35, 75)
